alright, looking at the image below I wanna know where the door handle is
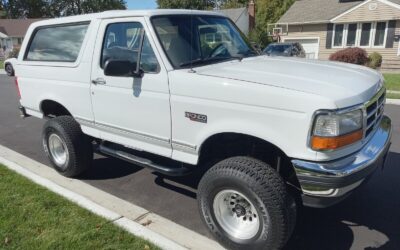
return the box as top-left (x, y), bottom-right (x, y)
top-left (92, 78), bottom-right (106, 85)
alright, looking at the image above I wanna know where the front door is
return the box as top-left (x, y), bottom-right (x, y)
top-left (91, 17), bottom-right (172, 157)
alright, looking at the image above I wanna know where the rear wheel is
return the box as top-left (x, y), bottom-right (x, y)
top-left (5, 63), bottom-right (14, 76)
top-left (42, 116), bottom-right (93, 177)
top-left (198, 156), bottom-right (296, 250)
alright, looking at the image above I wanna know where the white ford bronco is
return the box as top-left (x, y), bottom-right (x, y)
top-left (14, 10), bottom-right (392, 250)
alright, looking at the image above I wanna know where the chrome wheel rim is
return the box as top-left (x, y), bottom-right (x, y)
top-left (213, 190), bottom-right (261, 240)
top-left (48, 134), bottom-right (68, 168)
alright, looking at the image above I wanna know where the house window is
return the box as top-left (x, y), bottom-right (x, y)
top-left (333, 24), bottom-right (344, 47)
top-left (374, 22), bottom-right (387, 47)
top-left (331, 21), bottom-right (389, 49)
top-left (360, 23), bottom-right (372, 47)
top-left (346, 23), bottom-right (357, 46)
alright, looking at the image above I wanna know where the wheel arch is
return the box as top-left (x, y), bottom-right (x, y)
top-left (40, 99), bottom-right (72, 118)
top-left (197, 132), bottom-right (298, 185)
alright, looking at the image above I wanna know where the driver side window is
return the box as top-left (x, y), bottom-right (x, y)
top-left (101, 22), bottom-right (160, 73)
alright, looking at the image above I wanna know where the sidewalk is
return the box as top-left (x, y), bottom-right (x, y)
top-left (0, 144), bottom-right (225, 250)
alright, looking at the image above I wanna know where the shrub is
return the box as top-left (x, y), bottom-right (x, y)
top-left (368, 52), bottom-right (383, 69)
top-left (329, 47), bottom-right (368, 65)
top-left (7, 47), bottom-right (20, 59)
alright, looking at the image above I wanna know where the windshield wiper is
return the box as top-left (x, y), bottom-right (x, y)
top-left (179, 56), bottom-right (243, 68)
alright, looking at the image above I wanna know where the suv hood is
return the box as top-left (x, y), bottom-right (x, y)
top-left (195, 56), bottom-right (382, 108)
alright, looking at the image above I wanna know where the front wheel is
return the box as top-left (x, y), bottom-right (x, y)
top-left (197, 156), bottom-right (296, 250)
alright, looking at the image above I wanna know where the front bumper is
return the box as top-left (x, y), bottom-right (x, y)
top-left (292, 115), bottom-right (392, 208)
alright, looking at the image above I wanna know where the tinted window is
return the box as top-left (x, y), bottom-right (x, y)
top-left (333, 24), bottom-right (344, 47)
top-left (26, 23), bottom-right (89, 62)
top-left (374, 22), bottom-right (386, 46)
top-left (101, 22), bottom-right (160, 73)
top-left (346, 23), bottom-right (357, 46)
top-left (264, 44), bottom-right (292, 56)
top-left (360, 23), bottom-right (372, 46)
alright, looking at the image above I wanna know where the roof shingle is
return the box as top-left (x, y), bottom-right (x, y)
top-left (278, 0), bottom-right (400, 24)
top-left (0, 19), bottom-right (43, 37)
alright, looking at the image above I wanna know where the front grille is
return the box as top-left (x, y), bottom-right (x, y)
top-left (365, 89), bottom-right (385, 137)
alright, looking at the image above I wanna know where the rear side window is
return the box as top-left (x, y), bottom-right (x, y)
top-left (25, 23), bottom-right (89, 62)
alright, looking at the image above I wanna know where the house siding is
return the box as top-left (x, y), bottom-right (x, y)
top-left (334, 0), bottom-right (400, 23)
top-left (284, 21), bottom-right (400, 60)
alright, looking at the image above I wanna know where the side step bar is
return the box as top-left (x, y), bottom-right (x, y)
top-left (98, 143), bottom-right (192, 176)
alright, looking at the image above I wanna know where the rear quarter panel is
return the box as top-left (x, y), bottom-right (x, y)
top-left (16, 19), bottom-right (100, 122)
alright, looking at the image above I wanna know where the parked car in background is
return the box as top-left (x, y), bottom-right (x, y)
top-left (4, 57), bottom-right (17, 76)
top-left (264, 42), bottom-right (306, 58)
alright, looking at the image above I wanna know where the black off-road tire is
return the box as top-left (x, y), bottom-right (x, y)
top-left (198, 156), bottom-right (296, 250)
top-left (5, 63), bottom-right (14, 76)
top-left (42, 116), bottom-right (93, 177)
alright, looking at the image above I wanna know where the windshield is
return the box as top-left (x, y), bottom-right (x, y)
top-left (151, 15), bottom-right (257, 68)
top-left (264, 44), bottom-right (292, 56)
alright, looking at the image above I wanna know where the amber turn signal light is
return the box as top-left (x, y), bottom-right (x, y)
top-left (311, 129), bottom-right (363, 150)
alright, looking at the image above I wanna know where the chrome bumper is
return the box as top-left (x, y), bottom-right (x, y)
top-left (292, 115), bottom-right (392, 207)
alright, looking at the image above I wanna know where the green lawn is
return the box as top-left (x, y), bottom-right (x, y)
top-left (0, 60), bottom-right (3, 69)
top-left (0, 164), bottom-right (159, 250)
top-left (383, 73), bottom-right (400, 92)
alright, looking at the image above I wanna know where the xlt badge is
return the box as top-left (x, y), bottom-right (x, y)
top-left (185, 112), bottom-right (207, 123)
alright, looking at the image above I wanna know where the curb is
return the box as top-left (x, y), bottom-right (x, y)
top-left (0, 145), bottom-right (224, 250)
top-left (387, 99), bottom-right (400, 105)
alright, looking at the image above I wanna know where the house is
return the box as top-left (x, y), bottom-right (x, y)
top-left (277, 0), bottom-right (400, 69)
top-left (217, 0), bottom-right (256, 35)
top-left (0, 19), bottom-right (42, 52)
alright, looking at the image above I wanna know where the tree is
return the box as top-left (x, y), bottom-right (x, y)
top-left (157, 0), bottom-right (214, 10)
top-left (49, 0), bottom-right (126, 16)
top-left (220, 0), bottom-right (247, 9)
top-left (2, 0), bottom-right (48, 18)
top-left (250, 0), bottom-right (295, 47)
top-left (1, 0), bottom-right (126, 18)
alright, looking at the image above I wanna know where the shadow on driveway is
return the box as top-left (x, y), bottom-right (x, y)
top-left (286, 151), bottom-right (400, 250)
top-left (80, 150), bottom-right (400, 250)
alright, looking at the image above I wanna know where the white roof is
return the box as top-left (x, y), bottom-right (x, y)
top-left (31, 9), bottom-right (226, 27)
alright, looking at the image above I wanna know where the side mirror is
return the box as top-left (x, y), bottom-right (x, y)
top-left (103, 29), bottom-right (146, 78)
top-left (104, 60), bottom-right (144, 78)
top-left (104, 60), bottom-right (133, 77)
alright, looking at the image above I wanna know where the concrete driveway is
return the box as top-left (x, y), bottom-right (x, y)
top-left (0, 74), bottom-right (399, 249)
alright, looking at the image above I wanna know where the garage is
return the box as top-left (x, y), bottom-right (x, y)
top-left (282, 38), bottom-right (320, 59)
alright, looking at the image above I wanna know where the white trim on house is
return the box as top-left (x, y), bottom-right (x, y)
top-left (332, 21), bottom-right (389, 49)
top-left (398, 38), bottom-right (400, 56)
top-left (330, 0), bottom-right (400, 22)
top-left (331, 0), bottom-right (374, 22)
top-left (379, 0), bottom-right (400, 10)
top-left (276, 20), bottom-right (330, 25)
top-left (371, 21), bottom-right (389, 48)
top-left (282, 36), bottom-right (320, 59)
top-left (332, 23), bottom-right (345, 48)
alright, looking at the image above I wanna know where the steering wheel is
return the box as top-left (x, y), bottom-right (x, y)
top-left (208, 43), bottom-right (228, 58)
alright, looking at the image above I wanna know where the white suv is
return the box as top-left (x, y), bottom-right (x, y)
top-left (14, 10), bottom-right (391, 250)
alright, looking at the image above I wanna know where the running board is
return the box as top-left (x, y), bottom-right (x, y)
top-left (98, 143), bottom-right (192, 176)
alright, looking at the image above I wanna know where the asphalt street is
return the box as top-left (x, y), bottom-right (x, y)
top-left (1, 74), bottom-right (399, 249)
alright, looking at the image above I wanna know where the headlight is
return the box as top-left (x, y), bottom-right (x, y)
top-left (311, 109), bottom-right (363, 151)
